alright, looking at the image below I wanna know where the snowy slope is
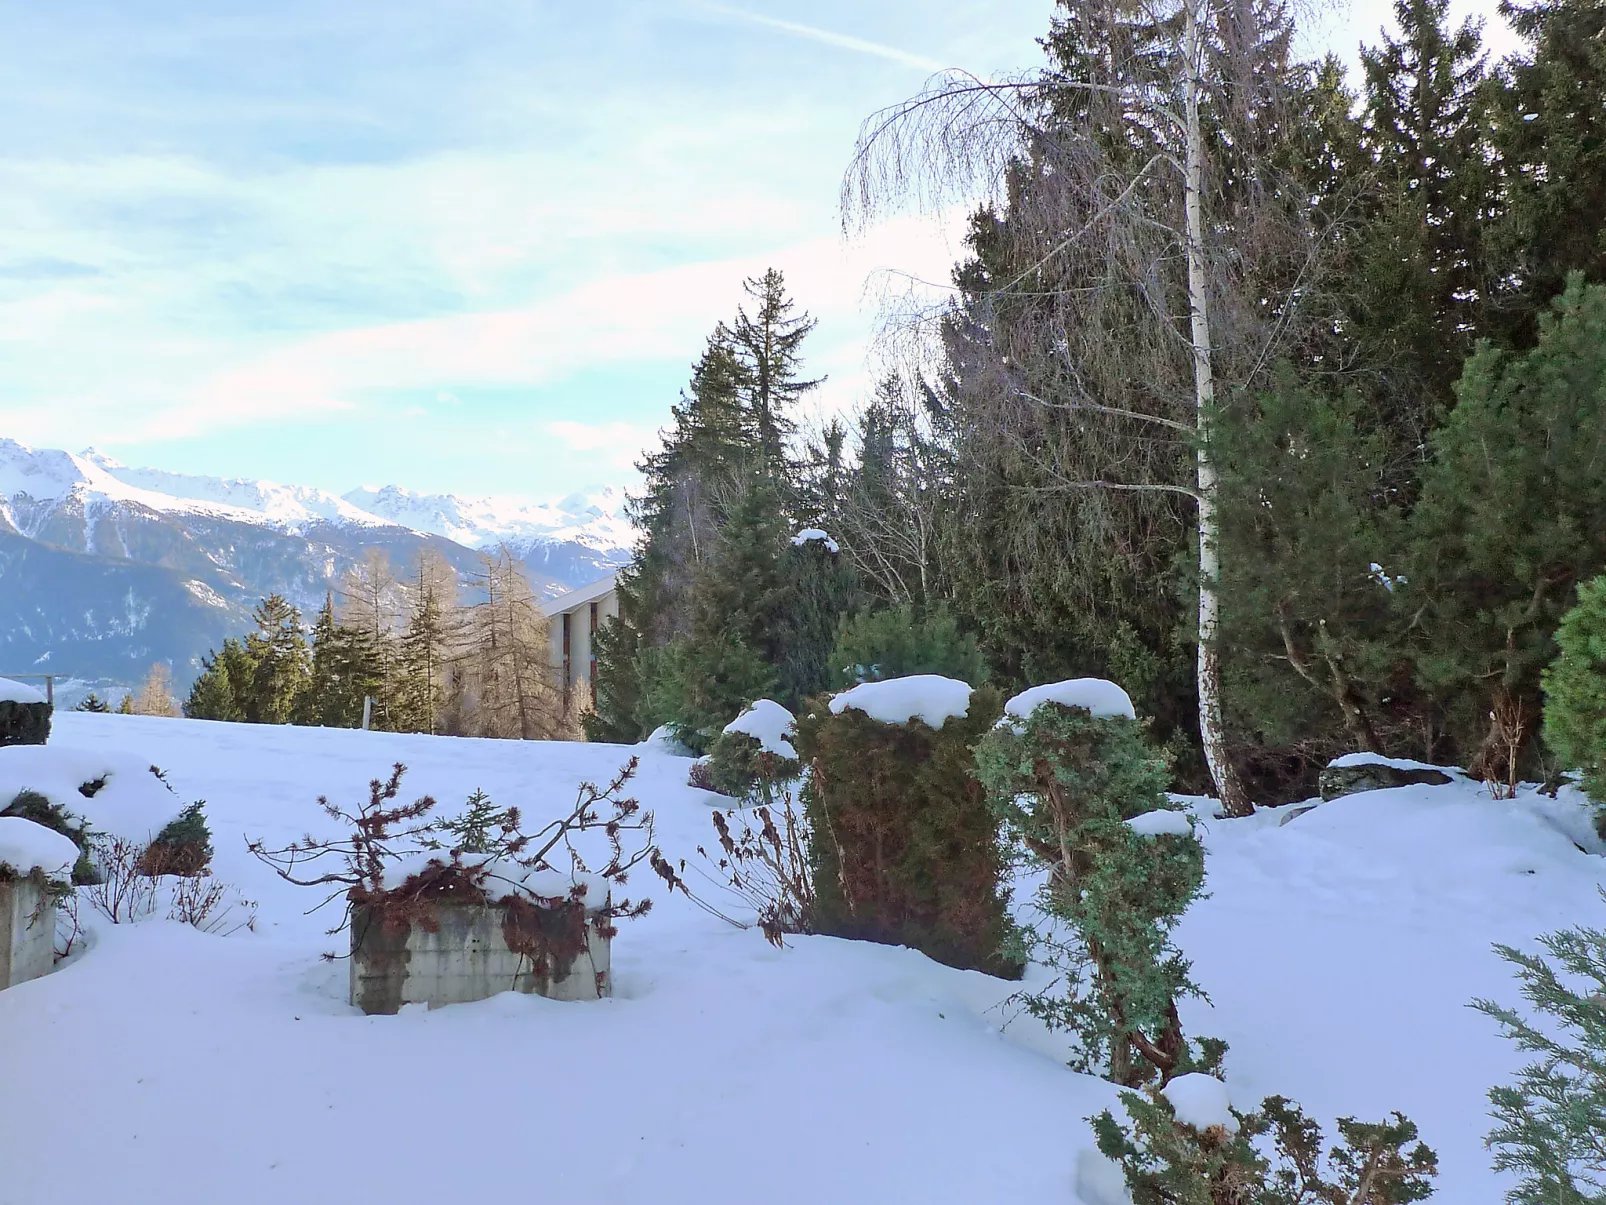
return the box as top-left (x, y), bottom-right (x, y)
top-left (0, 716), bottom-right (1601, 1204)
top-left (343, 483), bottom-right (634, 554)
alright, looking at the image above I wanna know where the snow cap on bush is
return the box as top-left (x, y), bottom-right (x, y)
top-left (0, 816), bottom-right (79, 883)
top-left (828, 675), bottom-right (972, 727)
top-left (1004, 678), bottom-right (1135, 721)
top-left (722, 699), bottom-right (797, 759)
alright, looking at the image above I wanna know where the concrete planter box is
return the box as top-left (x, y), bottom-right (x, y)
top-left (349, 899), bottom-right (612, 1015)
top-left (0, 877), bottom-right (57, 990)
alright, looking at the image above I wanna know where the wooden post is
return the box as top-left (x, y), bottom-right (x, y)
top-left (362, 696), bottom-right (374, 731)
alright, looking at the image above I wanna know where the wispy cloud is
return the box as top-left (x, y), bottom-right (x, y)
top-left (691, 3), bottom-right (947, 73)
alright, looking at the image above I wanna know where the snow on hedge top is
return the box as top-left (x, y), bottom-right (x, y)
top-left (0, 746), bottom-right (184, 846)
top-left (829, 675), bottom-right (972, 727)
top-left (1005, 678), bottom-right (1135, 721)
top-left (723, 700), bottom-right (798, 759)
top-left (0, 816), bottom-right (79, 883)
top-left (790, 528), bottom-right (840, 554)
top-left (1328, 752), bottom-right (1467, 778)
top-left (1160, 1073), bottom-right (1238, 1133)
top-left (383, 849), bottom-right (612, 906)
top-left (0, 677), bottom-right (45, 705)
top-left (1127, 808), bottom-right (1195, 838)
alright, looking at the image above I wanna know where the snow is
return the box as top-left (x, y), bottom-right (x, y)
top-left (0, 676), bottom-right (45, 705)
top-left (1126, 809), bottom-right (1195, 838)
top-left (1005, 679), bottom-right (1137, 721)
top-left (344, 482), bottom-right (634, 554)
top-left (1160, 1073), bottom-right (1238, 1133)
top-left (0, 745), bottom-right (186, 847)
top-left (0, 816), bottom-right (79, 882)
top-left (723, 699), bottom-right (798, 759)
top-left (383, 850), bottom-right (613, 905)
top-left (1328, 752), bottom-right (1468, 778)
top-left (790, 528), bottom-right (841, 554)
top-left (0, 713), bottom-right (1599, 1204)
top-left (641, 724), bottom-right (695, 757)
top-left (829, 675), bottom-right (973, 727)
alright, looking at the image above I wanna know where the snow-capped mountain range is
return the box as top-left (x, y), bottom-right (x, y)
top-left (0, 439), bottom-right (633, 695)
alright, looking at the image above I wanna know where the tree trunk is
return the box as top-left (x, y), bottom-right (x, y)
top-left (1184, 0), bottom-right (1252, 818)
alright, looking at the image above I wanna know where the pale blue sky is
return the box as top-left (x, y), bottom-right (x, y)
top-left (0, 0), bottom-right (1511, 501)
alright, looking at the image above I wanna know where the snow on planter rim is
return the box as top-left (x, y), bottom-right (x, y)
top-left (381, 850), bottom-right (613, 906)
top-left (0, 816), bottom-right (79, 883)
top-left (722, 699), bottom-right (797, 759)
top-left (828, 675), bottom-right (973, 727)
top-left (0, 677), bottom-right (46, 706)
top-left (1003, 678), bottom-right (1135, 721)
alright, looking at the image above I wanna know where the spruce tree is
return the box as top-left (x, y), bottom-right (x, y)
top-left (728, 268), bottom-right (822, 472)
top-left (184, 637), bottom-right (253, 722)
top-left (242, 594), bottom-right (310, 725)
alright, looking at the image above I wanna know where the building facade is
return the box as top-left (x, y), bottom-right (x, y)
top-left (540, 573), bottom-right (618, 712)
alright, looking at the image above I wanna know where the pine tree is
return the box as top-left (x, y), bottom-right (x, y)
top-left (728, 268), bottom-right (822, 471)
top-left (1487, 0), bottom-right (1606, 346)
top-left (243, 594), bottom-right (310, 725)
top-left (394, 551), bottom-right (458, 735)
top-left (74, 693), bottom-right (110, 713)
top-left (1475, 912), bottom-right (1606, 1203)
top-left (184, 637), bottom-right (254, 722)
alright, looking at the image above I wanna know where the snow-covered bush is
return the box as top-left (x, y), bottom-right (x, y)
top-left (0, 677), bottom-right (51, 748)
top-left (829, 602), bottom-right (988, 689)
top-left (793, 676), bottom-right (1020, 976)
top-left (702, 699), bottom-right (801, 803)
top-left (0, 815), bottom-right (79, 893)
top-left (0, 749), bottom-right (210, 881)
top-left (1474, 909), bottom-right (1606, 1203)
top-left (973, 679), bottom-right (1204, 1086)
top-left (1543, 574), bottom-right (1606, 836)
top-left (1092, 1077), bottom-right (1438, 1205)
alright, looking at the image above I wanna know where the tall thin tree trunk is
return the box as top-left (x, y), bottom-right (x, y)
top-left (1184, 0), bottom-right (1251, 817)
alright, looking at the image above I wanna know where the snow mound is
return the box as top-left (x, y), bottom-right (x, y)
top-left (0, 677), bottom-right (45, 705)
top-left (790, 528), bottom-right (840, 554)
top-left (1161, 1073), bottom-right (1237, 1133)
top-left (384, 850), bottom-right (612, 905)
top-left (0, 816), bottom-right (79, 882)
top-left (0, 746), bottom-right (185, 847)
top-left (1127, 809), bottom-right (1195, 839)
top-left (1005, 679), bottom-right (1136, 721)
top-left (829, 675), bottom-right (972, 727)
top-left (1327, 752), bottom-right (1467, 778)
top-left (723, 700), bottom-right (798, 759)
top-left (1075, 1149), bottom-right (1133, 1205)
top-left (640, 725), bottom-right (695, 758)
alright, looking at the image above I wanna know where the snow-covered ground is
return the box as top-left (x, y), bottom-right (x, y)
top-left (1, 714), bottom-right (1602, 1204)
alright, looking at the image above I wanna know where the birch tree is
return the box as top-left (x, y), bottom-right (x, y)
top-left (842, 0), bottom-right (1322, 815)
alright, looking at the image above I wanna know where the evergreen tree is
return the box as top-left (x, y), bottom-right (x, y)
top-left (1487, 0), bottom-right (1606, 346)
top-left (1542, 575), bottom-right (1606, 833)
top-left (242, 594), bottom-right (310, 725)
top-left (183, 637), bottom-right (253, 722)
top-left (74, 693), bottom-right (110, 713)
top-left (394, 551), bottom-right (458, 735)
top-left (1407, 277), bottom-right (1606, 767)
top-left (728, 268), bottom-right (822, 471)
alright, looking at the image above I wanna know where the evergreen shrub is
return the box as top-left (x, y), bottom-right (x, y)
top-left (702, 701), bottom-right (801, 803)
top-left (830, 602), bottom-right (989, 688)
top-left (1474, 908), bottom-right (1606, 1203)
top-left (1543, 574), bottom-right (1606, 836)
top-left (0, 699), bottom-right (51, 747)
top-left (973, 693), bottom-right (1205, 1086)
top-left (793, 681), bottom-right (1019, 976)
top-left (140, 801), bottom-right (214, 876)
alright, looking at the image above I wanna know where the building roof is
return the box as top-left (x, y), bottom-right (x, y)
top-left (539, 572), bottom-right (618, 618)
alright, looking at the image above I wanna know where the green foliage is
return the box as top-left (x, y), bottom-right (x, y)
top-left (244, 594), bottom-right (310, 725)
top-left (184, 637), bottom-right (252, 722)
top-left (1544, 575), bottom-right (1606, 832)
top-left (1407, 278), bottom-right (1606, 766)
top-left (74, 694), bottom-right (110, 713)
top-left (1474, 907), bottom-right (1606, 1204)
top-left (0, 699), bottom-right (51, 747)
top-left (145, 801), bottom-right (214, 875)
top-left (1094, 1081), bottom-right (1438, 1205)
top-left (703, 721), bottom-right (800, 805)
top-left (974, 699), bottom-right (1203, 1084)
top-left (793, 684), bottom-right (1020, 977)
top-left (829, 602), bottom-right (989, 689)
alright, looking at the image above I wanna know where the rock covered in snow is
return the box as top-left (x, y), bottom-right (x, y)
top-left (790, 528), bottom-right (840, 554)
top-left (1126, 808), bottom-right (1195, 838)
top-left (1004, 678), bottom-right (1136, 721)
top-left (640, 725), bottom-right (695, 758)
top-left (0, 816), bottom-right (79, 883)
top-left (722, 699), bottom-right (798, 760)
top-left (0, 678), bottom-right (45, 706)
top-left (1160, 1073), bottom-right (1238, 1134)
top-left (1319, 754), bottom-right (1458, 801)
top-left (829, 675), bottom-right (973, 728)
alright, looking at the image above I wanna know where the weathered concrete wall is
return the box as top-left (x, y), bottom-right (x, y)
top-left (350, 901), bottom-right (611, 1015)
top-left (0, 878), bottom-right (57, 990)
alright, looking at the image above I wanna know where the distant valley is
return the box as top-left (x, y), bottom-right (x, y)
top-left (0, 440), bottom-right (632, 698)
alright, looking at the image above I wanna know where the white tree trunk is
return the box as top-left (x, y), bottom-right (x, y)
top-left (1183, 0), bottom-right (1251, 817)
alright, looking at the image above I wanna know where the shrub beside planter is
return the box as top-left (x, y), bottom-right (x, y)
top-left (349, 894), bottom-right (613, 1015)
